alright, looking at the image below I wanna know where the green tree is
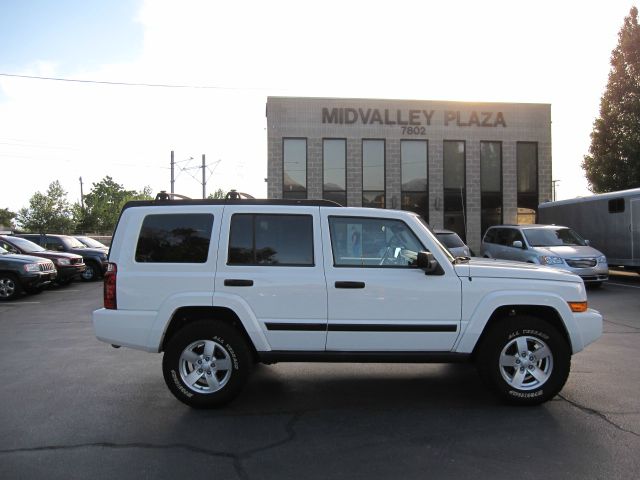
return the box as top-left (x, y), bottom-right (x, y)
top-left (0, 208), bottom-right (16, 229)
top-left (16, 180), bottom-right (75, 233)
top-left (207, 188), bottom-right (227, 199)
top-left (583, 7), bottom-right (640, 192)
top-left (80, 176), bottom-right (152, 233)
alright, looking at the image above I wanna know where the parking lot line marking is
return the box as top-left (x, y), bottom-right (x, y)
top-left (607, 282), bottom-right (640, 289)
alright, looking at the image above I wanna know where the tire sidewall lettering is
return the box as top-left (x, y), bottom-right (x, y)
top-left (507, 329), bottom-right (549, 341)
top-left (213, 335), bottom-right (239, 370)
top-left (508, 389), bottom-right (543, 398)
top-left (171, 369), bottom-right (194, 398)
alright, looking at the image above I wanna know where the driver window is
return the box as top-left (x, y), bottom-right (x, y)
top-left (329, 216), bottom-right (424, 267)
top-left (0, 241), bottom-right (16, 253)
top-left (45, 237), bottom-right (63, 251)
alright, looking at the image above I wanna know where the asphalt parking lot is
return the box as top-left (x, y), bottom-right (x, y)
top-left (0, 274), bottom-right (639, 480)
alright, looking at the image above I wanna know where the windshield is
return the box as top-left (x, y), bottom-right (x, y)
top-left (64, 237), bottom-right (87, 249)
top-left (436, 232), bottom-right (466, 249)
top-left (76, 236), bottom-right (106, 248)
top-left (417, 218), bottom-right (455, 261)
top-left (7, 236), bottom-right (45, 253)
top-left (523, 227), bottom-right (586, 247)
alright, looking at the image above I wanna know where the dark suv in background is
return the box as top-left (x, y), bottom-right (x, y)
top-left (0, 235), bottom-right (85, 285)
top-left (0, 245), bottom-right (57, 300)
top-left (17, 234), bottom-right (108, 281)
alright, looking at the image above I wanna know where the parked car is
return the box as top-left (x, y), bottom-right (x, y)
top-left (74, 236), bottom-right (109, 253)
top-left (433, 229), bottom-right (472, 257)
top-left (0, 235), bottom-right (85, 285)
top-left (17, 234), bottom-right (108, 281)
top-left (481, 224), bottom-right (609, 286)
top-left (93, 196), bottom-right (602, 408)
top-left (0, 245), bottom-right (57, 300)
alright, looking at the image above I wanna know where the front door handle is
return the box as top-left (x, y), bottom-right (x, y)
top-left (224, 279), bottom-right (254, 287)
top-left (335, 281), bottom-right (365, 289)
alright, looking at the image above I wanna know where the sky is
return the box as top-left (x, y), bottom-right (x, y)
top-left (0, 0), bottom-right (637, 214)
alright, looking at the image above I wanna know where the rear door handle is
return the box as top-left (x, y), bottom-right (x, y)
top-left (335, 281), bottom-right (365, 289)
top-left (224, 279), bottom-right (254, 287)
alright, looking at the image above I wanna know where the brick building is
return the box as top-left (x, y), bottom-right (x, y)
top-left (266, 96), bottom-right (551, 253)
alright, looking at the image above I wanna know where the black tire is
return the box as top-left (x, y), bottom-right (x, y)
top-left (81, 262), bottom-right (99, 282)
top-left (476, 315), bottom-right (571, 405)
top-left (0, 273), bottom-right (21, 301)
top-left (162, 320), bottom-right (252, 408)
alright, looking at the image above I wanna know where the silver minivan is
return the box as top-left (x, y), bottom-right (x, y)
top-left (481, 224), bottom-right (609, 285)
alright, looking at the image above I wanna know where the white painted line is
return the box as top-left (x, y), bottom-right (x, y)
top-left (606, 282), bottom-right (640, 289)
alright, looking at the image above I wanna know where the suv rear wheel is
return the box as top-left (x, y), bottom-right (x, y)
top-left (476, 316), bottom-right (570, 405)
top-left (81, 261), bottom-right (99, 281)
top-left (162, 320), bottom-right (251, 408)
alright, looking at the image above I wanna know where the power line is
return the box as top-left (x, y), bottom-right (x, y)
top-left (0, 72), bottom-right (273, 91)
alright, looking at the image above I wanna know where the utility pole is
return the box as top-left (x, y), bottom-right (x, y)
top-left (552, 179), bottom-right (560, 202)
top-left (79, 176), bottom-right (85, 210)
top-left (170, 150), bottom-right (175, 194)
top-left (202, 154), bottom-right (206, 199)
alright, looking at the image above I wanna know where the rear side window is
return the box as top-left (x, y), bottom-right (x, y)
top-left (484, 228), bottom-right (497, 244)
top-left (608, 198), bottom-right (625, 213)
top-left (228, 214), bottom-right (314, 266)
top-left (135, 214), bottom-right (214, 263)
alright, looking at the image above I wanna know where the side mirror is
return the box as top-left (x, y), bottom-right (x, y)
top-left (512, 240), bottom-right (523, 249)
top-left (417, 251), bottom-right (442, 275)
top-left (585, 239), bottom-right (590, 246)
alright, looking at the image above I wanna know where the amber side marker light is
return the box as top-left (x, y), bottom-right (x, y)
top-left (568, 301), bottom-right (588, 313)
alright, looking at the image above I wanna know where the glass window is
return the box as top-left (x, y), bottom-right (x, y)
top-left (517, 142), bottom-right (538, 224)
top-left (362, 140), bottom-right (385, 208)
top-left (228, 214), bottom-right (314, 266)
top-left (436, 232), bottom-right (466, 249)
top-left (483, 228), bottom-right (497, 244)
top-left (135, 214), bottom-right (214, 263)
top-left (323, 139), bottom-right (346, 205)
top-left (44, 236), bottom-right (64, 251)
top-left (401, 140), bottom-right (428, 220)
top-left (328, 216), bottom-right (424, 267)
top-left (523, 227), bottom-right (586, 247)
top-left (283, 138), bottom-right (307, 199)
top-left (608, 198), bottom-right (625, 213)
top-left (443, 141), bottom-right (466, 240)
top-left (480, 141), bottom-right (502, 235)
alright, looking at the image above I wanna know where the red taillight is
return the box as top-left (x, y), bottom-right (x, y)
top-left (104, 262), bottom-right (117, 309)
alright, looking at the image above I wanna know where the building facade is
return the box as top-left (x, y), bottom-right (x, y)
top-left (266, 96), bottom-right (551, 253)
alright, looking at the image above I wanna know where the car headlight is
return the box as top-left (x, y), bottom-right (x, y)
top-left (56, 258), bottom-right (71, 266)
top-left (539, 255), bottom-right (564, 265)
top-left (23, 263), bottom-right (40, 272)
top-left (597, 255), bottom-right (607, 264)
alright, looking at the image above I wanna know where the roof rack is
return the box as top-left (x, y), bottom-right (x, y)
top-left (133, 190), bottom-right (344, 210)
top-left (155, 191), bottom-right (192, 201)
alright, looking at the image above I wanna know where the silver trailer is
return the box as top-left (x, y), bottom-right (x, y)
top-left (538, 188), bottom-right (640, 270)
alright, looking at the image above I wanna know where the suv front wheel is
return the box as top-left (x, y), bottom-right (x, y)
top-left (162, 320), bottom-right (251, 408)
top-left (476, 316), bottom-right (571, 405)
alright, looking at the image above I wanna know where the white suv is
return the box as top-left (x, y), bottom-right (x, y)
top-left (93, 196), bottom-right (602, 408)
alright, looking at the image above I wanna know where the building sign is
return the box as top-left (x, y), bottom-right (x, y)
top-left (322, 108), bottom-right (506, 128)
